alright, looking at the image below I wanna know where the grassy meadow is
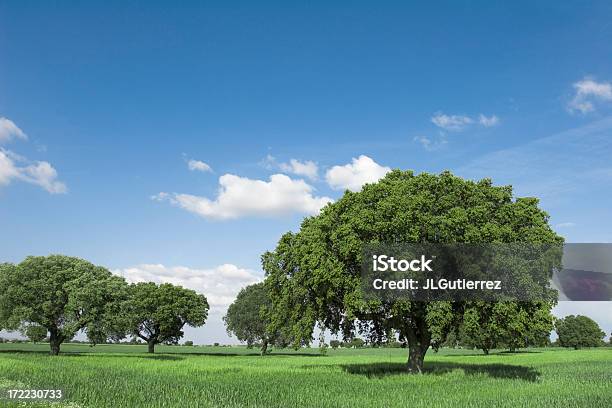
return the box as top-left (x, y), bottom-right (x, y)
top-left (0, 343), bottom-right (610, 407)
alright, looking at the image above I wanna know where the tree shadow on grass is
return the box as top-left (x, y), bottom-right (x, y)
top-left (498, 350), bottom-right (543, 355)
top-left (155, 351), bottom-right (323, 357)
top-left (0, 350), bottom-right (185, 361)
top-left (440, 350), bottom-right (543, 357)
top-left (340, 362), bottom-right (540, 382)
top-left (0, 349), bottom-right (322, 358)
top-left (65, 354), bottom-right (186, 361)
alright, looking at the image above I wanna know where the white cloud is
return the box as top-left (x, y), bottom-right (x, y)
top-left (478, 114), bottom-right (499, 127)
top-left (155, 173), bottom-right (332, 219)
top-left (568, 77), bottom-right (612, 114)
top-left (325, 155), bottom-right (391, 192)
top-left (432, 112), bottom-right (499, 131)
top-left (259, 154), bottom-right (277, 170)
top-left (413, 135), bottom-right (448, 151)
top-left (555, 222), bottom-right (576, 228)
top-left (0, 117), bottom-right (66, 194)
top-left (0, 151), bottom-right (21, 186)
top-left (188, 159), bottom-right (212, 173)
top-left (113, 263), bottom-right (261, 313)
top-left (0, 117), bottom-right (27, 143)
top-left (431, 113), bottom-right (473, 131)
top-left (19, 160), bottom-right (67, 194)
top-left (0, 150), bottom-right (67, 194)
top-left (279, 159), bottom-right (318, 180)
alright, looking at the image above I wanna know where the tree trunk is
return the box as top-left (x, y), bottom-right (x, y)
top-left (407, 341), bottom-right (428, 373)
top-left (260, 340), bottom-right (268, 356)
top-left (148, 340), bottom-right (156, 353)
top-left (404, 313), bottom-right (431, 374)
top-left (483, 348), bottom-right (489, 355)
top-left (49, 328), bottom-right (62, 356)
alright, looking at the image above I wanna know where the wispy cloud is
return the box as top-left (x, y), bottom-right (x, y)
top-left (456, 116), bottom-right (612, 203)
top-left (556, 222), bottom-right (576, 228)
top-left (413, 135), bottom-right (447, 151)
top-left (478, 114), bottom-right (499, 127)
top-left (0, 117), bottom-right (28, 143)
top-left (431, 113), bottom-right (473, 131)
top-left (431, 112), bottom-right (499, 131)
top-left (187, 159), bottom-right (212, 172)
top-left (0, 117), bottom-right (66, 194)
top-left (567, 77), bottom-right (612, 114)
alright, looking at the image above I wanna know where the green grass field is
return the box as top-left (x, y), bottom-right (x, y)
top-left (0, 343), bottom-right (610, 407)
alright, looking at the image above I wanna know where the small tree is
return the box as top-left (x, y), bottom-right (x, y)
top-left (120, 282), bottom-right (209, 353)
top-left (0, 256), bottom-right (127, 355)
top-left (224, 283), bottom-right (289, 355)
top-left (555, 315), bottom-right (604, 349)
top-left (350, 338), bottom-right (365, 348)
top-left (25, 325), bottom-right (47, 343)
top-left (330, 340), bottom-right (341, 349)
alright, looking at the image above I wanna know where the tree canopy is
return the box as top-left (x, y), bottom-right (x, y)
top-left (0, 255), bottom-right (126, 355)
top-left (555, 315), bottom-right (605, 349)
top-left (263, 170), bottom-right (563, 372)
top-left (224, 282), bottom-right (291, 355)
top-left (120, 282), bottom-right (209, 353)
top-left (463, 301), bottom-right (554, 353)
top-left (24, 325), bottom-right (48, 343)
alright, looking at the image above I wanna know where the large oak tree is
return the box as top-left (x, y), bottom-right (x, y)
top-left (0, 255), bottom-right (127, 355)
top-left (263, 170), bottom-right (563, 372)
top-left (120, 282), bottom-right (209, 353)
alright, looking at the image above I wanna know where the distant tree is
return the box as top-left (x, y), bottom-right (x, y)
top-left (330, 340), bottom-right (341, 349)
top-left (224, 283), bottom-right (290, 355)
top-left (384, 340), bottom-right (403, 348)
top-left (24, 325), bottom-right (47, 343)
top-left (463, 301), bottom-right (554, 354)
top-left (555, 315), bottom-right (605, 349)
top-left (350, 338), bottom-right (365, 348)
top-left (184, 340), bottom-right (194, 346)
top-left (0, 256), bottom-right (127, 355)
top-left (120, 282), bottom-right (209, 353)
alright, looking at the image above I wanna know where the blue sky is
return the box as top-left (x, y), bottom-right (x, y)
top-left (1, 1), bottom-right (611, 343)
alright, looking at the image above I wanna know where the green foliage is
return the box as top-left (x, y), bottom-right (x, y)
top-left (224, 283), bottom-right (269, 352)
top-left (0, 255), bottom-right (127, 355)
top-left (463, 301), bottom-right (554, 353)
top-left (119, 282), bottom-right (209, 353)
top-left (555, 315), bottom-right (605, 349)
top-left (263, 170), bottom-right (563, 372)
top-left (224, 282), bottom-right (294, 355)
top-left (330, 340), bottom-right (341, 349)
top-left (184, 341), bottom-right (194, 346)
top-left (24, 325), bottom-right (47, 343)
top-left (350, 338), bottom-right (365, 348)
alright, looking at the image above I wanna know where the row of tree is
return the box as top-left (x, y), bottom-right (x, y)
top-left (223, 170), bottom-right (601, 373)
top-left (0, 255), bottom-right (209, 355)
